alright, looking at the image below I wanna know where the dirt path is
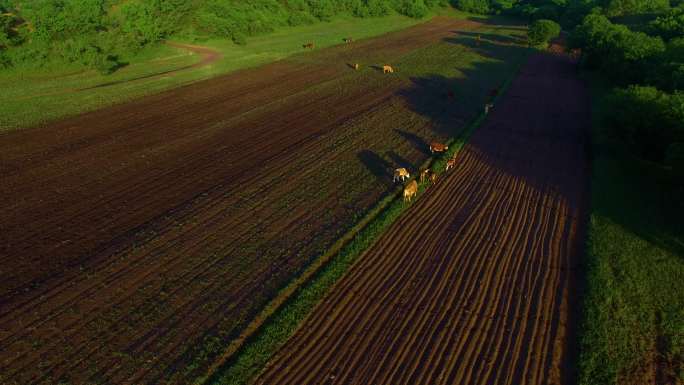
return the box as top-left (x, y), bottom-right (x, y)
top-left (256, 51), bottom-right (590, 385)
top-left (0, 17), bottom-right (528, 385)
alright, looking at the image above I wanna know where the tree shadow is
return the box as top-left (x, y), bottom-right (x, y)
top-left (386, 150), bottom-right (415, 172)
top-left (357, 150), bottom-right (393, 184)
top-left (456, 31), bottom-right (527, 46)
top-left (393, 129), bottom-right (431, 156)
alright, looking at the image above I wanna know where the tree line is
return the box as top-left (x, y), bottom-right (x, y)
top-left (0, 0), bottom-right (448, 73)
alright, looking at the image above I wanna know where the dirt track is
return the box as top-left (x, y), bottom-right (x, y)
top-left (0, 17), bottom-right (535, 384)
top-left (257, 51), bottom-right (589, 384)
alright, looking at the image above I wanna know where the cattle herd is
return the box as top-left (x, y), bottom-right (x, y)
top-left (395, 140), bottom-right (459, 203)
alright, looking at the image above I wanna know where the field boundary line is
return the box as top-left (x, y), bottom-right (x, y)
top-left (198, 47), bottom-right (532, 385)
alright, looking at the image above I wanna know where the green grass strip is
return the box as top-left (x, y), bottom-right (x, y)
top-left (200, 47), bottom-right (531, 385)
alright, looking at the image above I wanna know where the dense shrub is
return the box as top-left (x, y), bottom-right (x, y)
top-left (602, 0), bottom-right (670, 18)
top-left (454, 0), bottom-right (491, 14)
top-left (603, 86), bottom-right (684, 161)
top-left (649, 5), bottom-right (684, 41)
top-left (527, 19), bottom-right (560, 45)
top-left (570, 14), bottom-right (666, 84)
top-left (394, 0), bottom-right (430, 18)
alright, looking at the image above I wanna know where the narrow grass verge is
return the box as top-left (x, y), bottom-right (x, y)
top-left (578, 76), bottom-right (684, 384)
top-left (200, 50), bottom-right (530, 385)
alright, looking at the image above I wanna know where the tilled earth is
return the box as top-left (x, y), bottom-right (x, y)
top-left (256, 51), bottom-right (589, 385)
top-left (0, 17), bottom-right (531, 385)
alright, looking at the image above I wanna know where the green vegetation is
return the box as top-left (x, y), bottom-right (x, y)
top-left (579, 77), bottom-right (684, 385)
top-left (527, 18), bottom-right (560, 45)
top-left (0, 13), bottom-right (429, 131)
top-left (0, 0), bottom-right (449, 72)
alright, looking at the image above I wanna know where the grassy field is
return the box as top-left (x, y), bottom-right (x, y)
top-left (578, 78), bottom-right (684, 384)
top-left (0, 12), bottom-right (445, 132)
top-left (201, 29), bottom-right (530, 385)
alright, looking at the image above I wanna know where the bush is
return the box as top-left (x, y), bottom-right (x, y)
top-left (570, 14), bottom-right (666, 84)
top-left (603, 86), bottom-right (684, 161)
top-left (454, 0), bottom-right (491, 14)
top-left (603, 0), bottom-right (669, 17)
top-left (527, 19), bottom-right (560, 46)
top-left (394, 0), bottom-right (430, 18)
top-left (649, 6), bottom-right (684, 41)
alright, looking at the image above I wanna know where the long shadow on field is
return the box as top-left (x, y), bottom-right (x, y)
top-left (386, 150), bottom-right (416, 173)
top-left (457, 31), bottom-right (527, 46)
top-left (358, 150), bottom-right (394, 184)
top-left (394, 129), bottom-right (431, 156)
top-left (396, 26), bottom-right (590, 385)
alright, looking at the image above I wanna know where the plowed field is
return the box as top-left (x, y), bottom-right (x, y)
top-left (257, 51), bottom-right (589, 385)
top-left (0, 17), bottom-right (530, 384)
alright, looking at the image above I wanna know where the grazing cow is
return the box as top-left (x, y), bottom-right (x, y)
top-left (419, 168), bottom-right (430, 184)
top-left (430, 141), bottom-right (448, 154)
top-left (429, 171), bottom-right (437, 184)
top-left (403, 180), bottom-right (418, 202)
top-left (484, 103), bottom-right (494, 115)
top-left (393, 167), bottom-right (410, 183)
top-left (354, 63), bottom-right (360, 70)
top-left (446, 157), bottom-right (457, 171)
top-left (383, 65), bottom-right (394, 74)
top-left (303, 42), bottom-right (314, 49)
top-left (343, 37), bottom-right (354, 43)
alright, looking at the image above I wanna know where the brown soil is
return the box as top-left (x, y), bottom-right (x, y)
top-left (0, 17), bottom-right (511, 385)
top-left (256, 50), bottom-right (591, 385)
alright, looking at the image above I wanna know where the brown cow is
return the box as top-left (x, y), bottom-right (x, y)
top-left (303, 42), bottom-right (314, 49)
top-left (446, 157), bottom-right (457, 171)
top-left (429, 171), bottom-right (437, 184)
top-left (430, 141), bottom-right (448, 154)
top-left (393, 167), bottom-right (410, 183)
top-left (383, 65), bottom-right (394, 74)
top-left (403, 180), bottom-right (418, 202)
top-left (419, 168), bottom-right (430, 184)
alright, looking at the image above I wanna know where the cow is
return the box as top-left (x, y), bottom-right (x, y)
top-left (393, 167), bottom-right (410, 183)
top-left (484, 103), bottom-right (494, 115)
top-left (343, 37), bottom-right (354, 43)
top-left (403, 180), bottom-right (418, 202)
top-left (430, 141), bottom-right (448, 154)
top-left (446, 157), bottom-right (457, 171)
top-left (383, 65), bottom-right (394, 74)
top-left (354, 63), bottom-right (360, 70)
top-left (303, 42), bottom-right (314, 49)
top-left (429, 171), bottom-right (437, 184)
top-left (420, 168), bottom-right (430, 184)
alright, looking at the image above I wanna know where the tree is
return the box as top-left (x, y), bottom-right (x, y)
top-left (650, 6), bottom-right (684, 41)
top-left (454, 0), bottom-right (491, 14)
top-left (527, 19), bottom-right (560, 46)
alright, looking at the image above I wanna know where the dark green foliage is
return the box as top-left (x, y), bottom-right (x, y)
top-left (603, 86), bottom-right (684, 161)
top-left (395, 0), bottom-right (430, 17)
top-left (528, 19), bottom-right (560, 45)
top-left (602, 0), bottom-right (670, 17)
top-left (570, 14), bottom-right (665, 83)
top-left (454, 0), bottom-right (491, 14)
top-left (649, 5), bottom-right (684, 41)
